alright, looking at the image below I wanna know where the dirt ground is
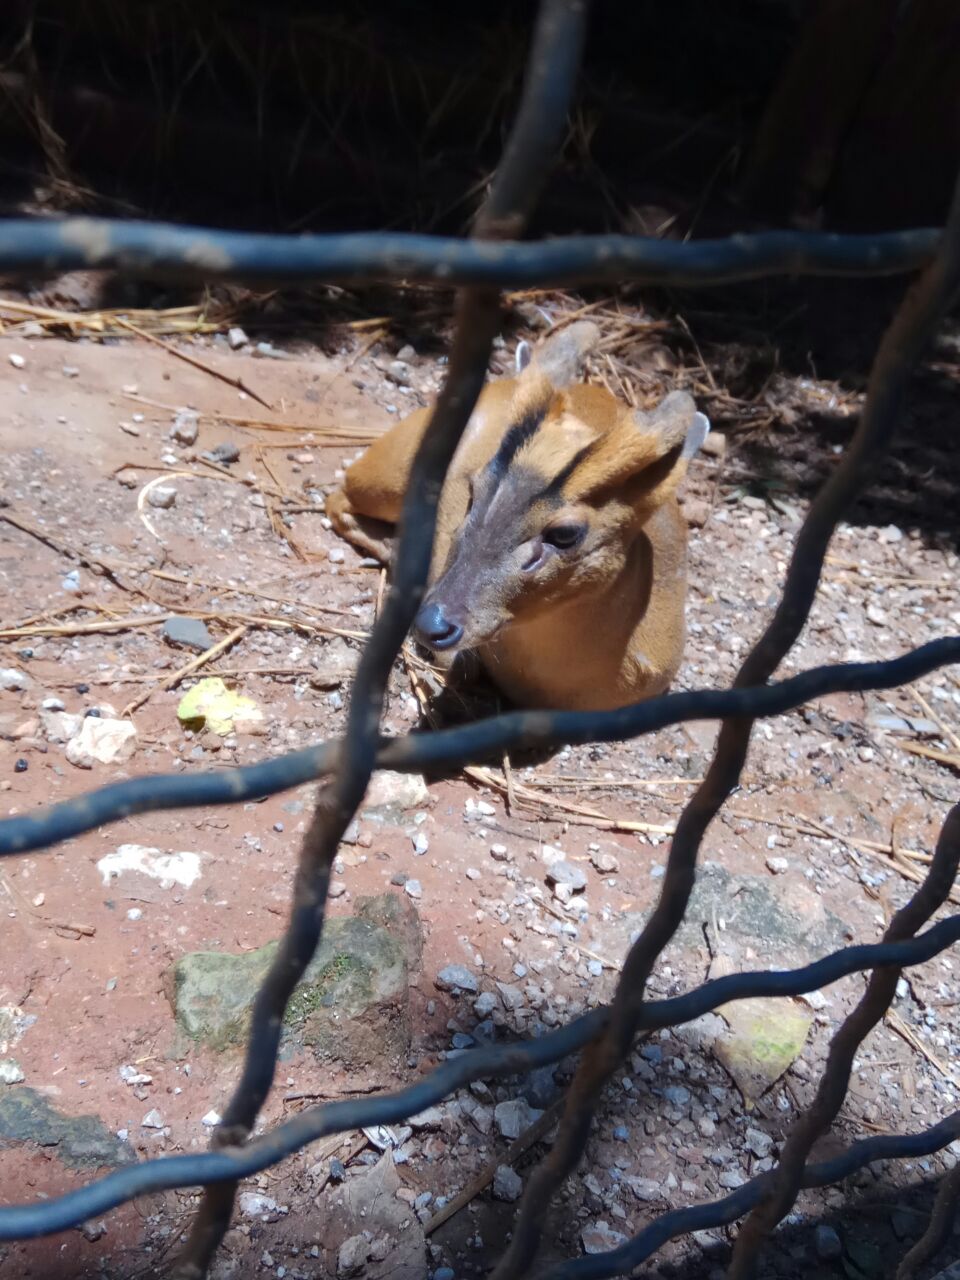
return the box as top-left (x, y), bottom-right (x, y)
top-left (0, 282), bottom-right (959, 1280)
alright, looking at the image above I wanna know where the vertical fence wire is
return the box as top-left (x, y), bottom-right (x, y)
top-left (488, 167), bottom-right (960, 1280)
top-left (170, 2), bottom-right (591, 1275)
top-left (0, 8), bottom-right (957, 1280)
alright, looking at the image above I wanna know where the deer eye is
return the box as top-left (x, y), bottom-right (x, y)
top-left (543, 523), bottom-right (586, 550)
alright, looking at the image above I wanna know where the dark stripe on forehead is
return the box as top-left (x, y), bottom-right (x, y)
top-left (537, 437), bottom-right (600, 501)
top-left (488, 404), bottom-right (548, 483)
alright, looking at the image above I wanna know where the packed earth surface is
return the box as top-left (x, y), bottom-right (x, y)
top-left (0, 278), bottom-right (959, 1280)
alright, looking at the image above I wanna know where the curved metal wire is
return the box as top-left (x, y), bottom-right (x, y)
top-left (0, 220), bottom-right (939, 287)
top-left (1, 637), bottom-right (957, 857)
top-left (0, 917), bottom-right (958, 1241)
top-left (0, 7), bottom-right (956, 1275)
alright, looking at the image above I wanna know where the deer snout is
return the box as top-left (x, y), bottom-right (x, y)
top-left (414, 601), bottom-right (464, 651)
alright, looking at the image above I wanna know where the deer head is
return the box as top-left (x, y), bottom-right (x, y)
top-left (413, 323), bottom-right (709, 655)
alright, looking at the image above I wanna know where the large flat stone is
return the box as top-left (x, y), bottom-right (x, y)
top-left (172, 914), bottom-right (411, 1069)
top-left (0, 1088), bottom-right (135, 1169)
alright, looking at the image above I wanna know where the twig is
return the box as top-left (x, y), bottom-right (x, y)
top-left (885, 1007), bottom-right (960, 1089)
top-left (424, 1097), bottom-right (565, 1236)
top-left (114, 317), bottom-right (273, 411)
top-left (912, 687), bottom-right (960, 753)
top-left (0, 616), bottom-right (169, 639)
top-left (535, 898), bottom-right (620, 971)
top-left (0, 510), bottom-right (148, 598)
top-left (120, 625), bottom-right (248, 718)
top-left (897, 740), bottom-right (960, 772)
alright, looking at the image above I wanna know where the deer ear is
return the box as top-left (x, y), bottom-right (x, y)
top-left (635, 391), bottom-right (710, 460)
top-left (565, 391), bottom-right (706, 503)
top-left (528, 320), bottom-right (600, 388)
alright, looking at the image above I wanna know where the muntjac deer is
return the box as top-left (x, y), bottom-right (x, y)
top-left (327, 321), bottom-right (709, 711)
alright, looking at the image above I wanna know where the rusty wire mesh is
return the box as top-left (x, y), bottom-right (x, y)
top-left (1, 1), bottom-right (960, 1276)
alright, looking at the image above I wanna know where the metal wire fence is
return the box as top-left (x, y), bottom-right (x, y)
top-left (1, 1), bottom-right (959, 1276)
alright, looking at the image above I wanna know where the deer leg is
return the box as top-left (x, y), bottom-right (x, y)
top-left (326, 488), bottom-right (397, 565)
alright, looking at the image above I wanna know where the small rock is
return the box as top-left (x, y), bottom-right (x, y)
top-left (496, 982), bottom-right (524, 1012)
top-left (865, 602), bottom-right (887, 626)
top-left (328, 880), bottom-right (347, 899)
top-left (404, 879), bottom-right (422, 900)
top-left (0, 1059), bottom-right (25, 1084)
top-left (65, 717), bottom-right (137, 768)
top-left (141, 1109), bottom-right (164, 1129)
top-left (545, 862), bottom-right (587, 893)
top-left (80, 1220), bottom-right (107, 1242)
top-left (412, 832), bottom-right (429, 856)
top-left (662, 1085), bottom-right (690, 1107)
top-left (627, 1177), bottom-right (661, 1202)
top-left (682, 498), bottom-right (711, 528)
top-left (878, 525), bottom-right (903, 544)
top-left (227, 327), bottom-right (248, 350)
top-left (765, 856), bottom-right (789, 875)
top-left (162, 616), bottom-right (214, 651)
top-left (494, 1097), bottom-right (542, 1140)
top-left (253, 341), bottom-right (291, 360)
top-left (62, 365), bottom-right (79, 378)
top-left (718, 1170), bottom-right (746, 1189)
top-left (589, 849), bottom-right (619, 874)
top-left (7, 353), bottom-right (25, 369)
top-left (239, 1192), bottom-right (284, 1220)
top-left (147, 485), bottom-right (177, 510)
top-left (62, 569), bottom-right (81, 593)
top-left (436, 965), bottom-right (478, 995)
top-left (581, 1221), bottom-right (628, 1255)
top-left (204, 442), bottom-right (240, 466)
top-left (815, 1224), bottom-right (842, 1261)
top-left (387, 360), bottom-right (413, 386)
top-left (744, 1126), bottom-right (773, 1158)
top-left (0, 668), bottom-right (29, 691)
top-left (364, 771), bottom-right (430, 812)
top-left (489, 843), bottom-right (511, 861)
top-left (338, 1233), bottom-right (370, 1274)
top-left (118, 1065), bottom-right (152, 1086)
top-left (492, 1165), bottom-right (523, 1202)
top-left (170, 408), bottom-right (200, 445)
top-left (474, 991), bottom-right (497, 1017)
top-left (328, 547), bottom-right (346, 564)
top-left (201, 1110), bottom-right (221, 1127)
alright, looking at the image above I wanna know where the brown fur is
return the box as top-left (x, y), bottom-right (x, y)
top-left (327, 321), bottom-right (709, 711)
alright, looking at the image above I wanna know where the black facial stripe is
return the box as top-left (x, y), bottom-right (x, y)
top-left (487, 404), bottom-right (548, 484)
top-left (537, 437), bottom-right (600, 501)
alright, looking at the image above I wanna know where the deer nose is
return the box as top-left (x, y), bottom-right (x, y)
top-left (414, 602), bottom-right (464, 650)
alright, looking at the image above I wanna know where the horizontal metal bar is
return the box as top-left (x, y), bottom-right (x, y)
top-left (2, 636), bottom-right (956, 857)
top-left (543, 1108), bottom-right (960, 1280)
top-left (0, 218), bottom-right (941, 288)
top-left (0, 914), bottom-right (956, 1240)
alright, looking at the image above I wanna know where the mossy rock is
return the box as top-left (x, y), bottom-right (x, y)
top-left (0, 1088), bottom-right (135, 1169)
top-left (355, 892), bottom-right (422, 972)
top-left (172, 914), bottom-right (410, 1069)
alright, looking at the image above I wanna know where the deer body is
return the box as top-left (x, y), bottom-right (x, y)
top-left (327, 322), bottom-right (708, 711)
